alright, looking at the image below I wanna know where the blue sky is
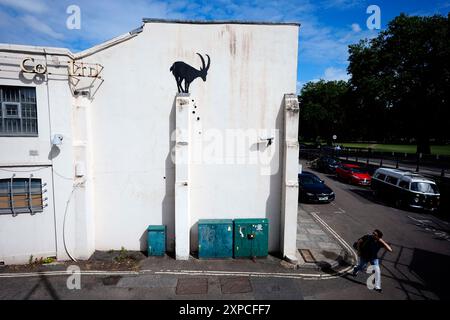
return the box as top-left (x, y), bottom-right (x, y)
top-left (0, 0), bottom-right (449, 92)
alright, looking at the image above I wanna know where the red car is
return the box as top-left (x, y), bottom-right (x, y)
top-left (336, 164), bottom-right (372, 186)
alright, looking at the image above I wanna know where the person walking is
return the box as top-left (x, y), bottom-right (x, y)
top-left (351, 229), bottom-right (393, 293)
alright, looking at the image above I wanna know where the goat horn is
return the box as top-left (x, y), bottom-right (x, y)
top-left (205, 54), bottom-right (210, 71)
top-left (196, 53), bottom-right (206, 70)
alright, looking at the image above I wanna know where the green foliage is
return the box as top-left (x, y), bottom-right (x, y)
top-left (299, 80), bottom-right (350, 144)
top-left (114, 247), bottom-right (136, 263)
top-left (299, 13), bottom-right (450, 153)
top-left (347, 13), bottom-right (450, 153)
top-left (27, 255), bottom-right (55, 266)
top-left (42, 257), bottom-right (55, 264)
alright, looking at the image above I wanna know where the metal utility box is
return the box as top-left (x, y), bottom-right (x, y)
top-left (233, 218), bottom-right (269, 258)
top-left (147, 225), bottom-right (166, 256)
top-left (198, 219), bottom-right (233, 259)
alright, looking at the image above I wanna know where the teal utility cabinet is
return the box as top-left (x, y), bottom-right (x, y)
top-left (147, 225), bottom-right (166, 256)
top-left (198, 219), bottom-right (233, 259)
top-left (233, 218), bottom-right (269, 258)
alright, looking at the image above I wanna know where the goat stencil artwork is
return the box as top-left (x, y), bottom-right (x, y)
top-left (170, 53), bottom-right (210, 93)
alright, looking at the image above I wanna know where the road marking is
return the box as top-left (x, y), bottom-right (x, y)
top-left (151, 269), bottom-right (340, 280)
top-left (0, 270), bottom-right (140, 278)
top-left (0, 268), bottom-right (344, 281)
top-left (309, 212), bottom-right (358, 269)
top-left (330, 202), bottom-right (346, 214)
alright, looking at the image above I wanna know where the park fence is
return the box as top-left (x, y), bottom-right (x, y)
top-left (299, 146), bottom-right (450, 215)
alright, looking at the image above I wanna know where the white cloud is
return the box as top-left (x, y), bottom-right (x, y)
top-left (351, 23), bottom-right (362, 32)
top-left (20, 15), bottom-right (64, 40)
top-left (0, 0), bottom-right (381, 83)
top-left (0, 0), bottom-right (48, 13)
top-left (322, 0), bottom-right (365, 9)
top-left (322, 67), bottom-right (350, 81)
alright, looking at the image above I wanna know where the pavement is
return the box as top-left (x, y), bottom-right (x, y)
top-left (296, 205), bottom-right (356, 271)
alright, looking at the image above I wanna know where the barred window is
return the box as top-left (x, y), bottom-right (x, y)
top-left (0, 178), bottom-right (45, 215)
top-left (0, 86), bottom-right (38, 136)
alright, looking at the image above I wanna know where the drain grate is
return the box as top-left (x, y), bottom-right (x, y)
top-left (298, 249), bottom-right (316, 263)
top-left (220, 277), bottom-right (253, 294)
top-left (176, 277), bottom-right (208, 295)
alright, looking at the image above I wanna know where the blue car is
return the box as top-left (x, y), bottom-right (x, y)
top-left (298, 171), bottom-right (335, 203)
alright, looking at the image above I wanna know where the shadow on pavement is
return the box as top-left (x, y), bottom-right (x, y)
top-left (409, 247), bottom-right (450, 300)
top-left (23, 275), bottom-right (59, 300)
top-left (377, 244), bottom-right (450, 300)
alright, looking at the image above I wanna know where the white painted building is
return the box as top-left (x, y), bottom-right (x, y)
top-left (0, 19), bottom-right (300, 264)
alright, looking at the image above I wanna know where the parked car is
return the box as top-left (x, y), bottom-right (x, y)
top-left (314, 156), bottom-right (341, 173)
top-left (298, 171), bottom-right (335, 203)
top-left (371, 168), bottom-right (440, 211)
top-left (336, 164), bottom-right (371, 186)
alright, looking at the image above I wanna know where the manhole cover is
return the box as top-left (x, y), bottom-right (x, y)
top-left (220, 277), bottom-right (253, 294)
top-left (176, 278), bottom-right (208, 295)
top-left (298, 249), bottom-right (316, 263)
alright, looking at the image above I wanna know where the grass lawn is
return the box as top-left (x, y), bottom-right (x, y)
top-left (339, 143), bottom-right (450, 156)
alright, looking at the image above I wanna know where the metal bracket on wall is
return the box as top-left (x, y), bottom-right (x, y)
top-left (286, 140), bottom-right (299, 148)
top-left (286, 180), bottom-right (299, 188)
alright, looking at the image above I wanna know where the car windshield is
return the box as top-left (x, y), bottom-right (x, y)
top-left (349, 167), bottom-right (367, 174)
top-left (411, 182), bottom-right (439, 194)
top-left (300, 175), bottom-right (322, 185)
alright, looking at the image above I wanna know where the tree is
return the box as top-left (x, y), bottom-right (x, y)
top-left (298, 80), bottom-right (351, 144)
top-left (348, 14), bottom-right (450, 153)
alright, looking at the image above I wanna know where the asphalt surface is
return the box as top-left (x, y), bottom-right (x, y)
top-left (1, 163), bottom-right (449, 300)
top-left (298, 162), bottom-right (450, 300)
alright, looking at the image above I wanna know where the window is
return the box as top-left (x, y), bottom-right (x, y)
top-left (299, 174), bottom-right (322, 185)
top-left (386, 176), bottom-right (399, 185)
top-left (399, 181), bottom-right (409, 189)
top-left (0, 86), bottom-right (38, 136)
top-left (411, 182), bottom-right (439, 194)
top-left (375, 173), bottom-right (386, 181)
top-left (0, 178), bottom-right (44, 215)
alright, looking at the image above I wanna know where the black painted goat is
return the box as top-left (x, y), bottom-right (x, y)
top-left (170, 53), bottom-right (210, 93)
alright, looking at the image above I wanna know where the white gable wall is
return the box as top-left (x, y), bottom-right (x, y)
top-left (85, 22), bottom-right (298, 253)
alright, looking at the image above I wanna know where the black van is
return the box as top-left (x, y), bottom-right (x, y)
top-left (371, 168), bottom-right (440, 211)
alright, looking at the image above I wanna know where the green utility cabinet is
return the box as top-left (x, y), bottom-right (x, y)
top-left (147, 225), bottom-right (166, 256)
top-left (198, 219), bottom-right (233, 259)
top-left (233, 218), bottom-right (269, 258)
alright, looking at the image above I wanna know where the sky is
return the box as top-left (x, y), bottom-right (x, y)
top-left (0, 0), bottom-right (449, 93)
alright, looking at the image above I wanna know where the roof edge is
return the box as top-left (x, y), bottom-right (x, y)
top-left (73, 26), bottom-right (143, 59)
top-left (0, 43), bottom-right (73, 57)
top-left (142, 18), bottom-right (300, 27)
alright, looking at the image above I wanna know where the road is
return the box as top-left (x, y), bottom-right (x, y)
top-left (298, 162), bottom-right (450, 300)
